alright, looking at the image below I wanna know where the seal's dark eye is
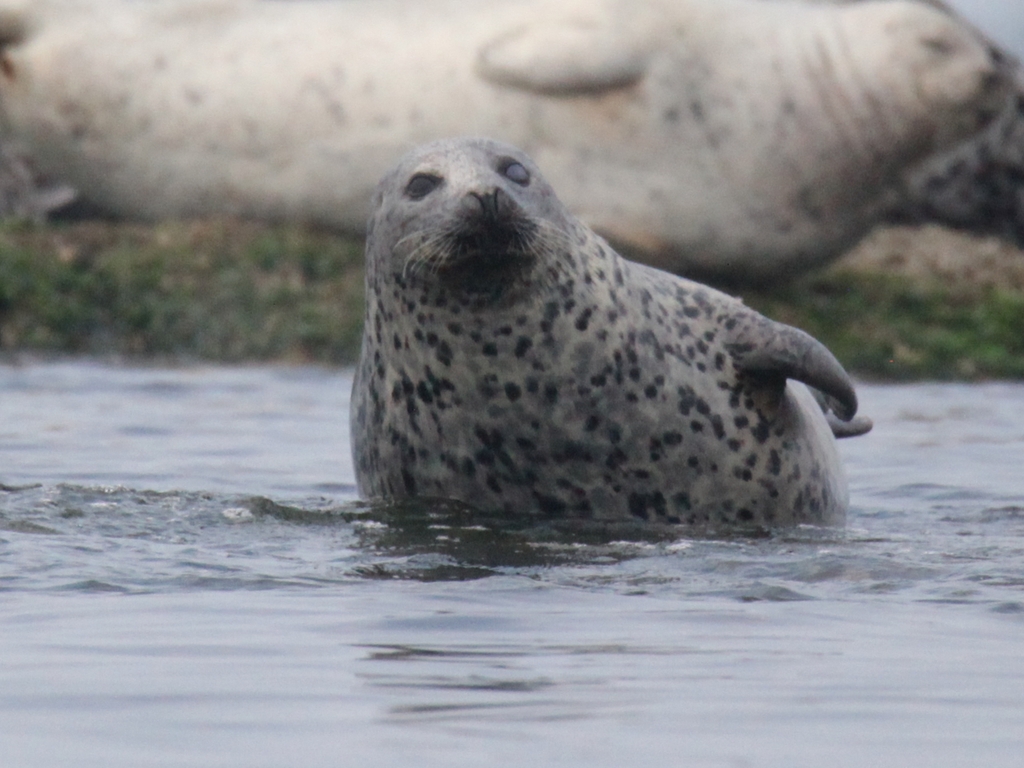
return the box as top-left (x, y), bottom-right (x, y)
top-left (502, 161), bottom-right (530, 186)
top-left (406, 174), bottom-right (441, 200)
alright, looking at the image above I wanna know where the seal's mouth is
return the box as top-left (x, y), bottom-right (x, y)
top-left (439, 218), bottom-right (537, 290)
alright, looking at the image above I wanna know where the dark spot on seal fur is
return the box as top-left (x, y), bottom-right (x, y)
top-left (575, 308), bottom-right (593, 331)
top-left (401, 469), bottom-right (417, 494)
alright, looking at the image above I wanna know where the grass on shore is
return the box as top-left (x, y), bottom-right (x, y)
top-left (1, 218), bottom-right (1023, 379)
top-left (743, 270), bottom-right (1024, 381)
top-left (0, 218), bottom-right (365, 363)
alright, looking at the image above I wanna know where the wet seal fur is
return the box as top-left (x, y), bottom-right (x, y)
top-left (351, 138), bottom-right (871, 529)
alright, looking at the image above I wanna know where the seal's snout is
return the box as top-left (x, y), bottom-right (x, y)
top-left (467, 187), bottom-right (514, 224)
top-left (452, 184), bottom-right (535, 263)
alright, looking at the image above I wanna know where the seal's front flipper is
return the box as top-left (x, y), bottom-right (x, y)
top-left (807, 385), bottom-right (874, 438)
top-left (727, 316), bottom-right (866, 432)
top-left (825, 411), bottom-right (873, 439)
top-left (476, 12), bottom-right (648, 96)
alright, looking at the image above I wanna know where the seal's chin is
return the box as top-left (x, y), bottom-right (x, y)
top-left (439, 250), bottom-right (536, 296)
top-left (437, 221), bottom-right (538, 296)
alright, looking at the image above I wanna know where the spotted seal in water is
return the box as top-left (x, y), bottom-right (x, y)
top-left (351, 138), bottom-right (870, 528)
top-left (0, 0), bottom-right (1015, 282)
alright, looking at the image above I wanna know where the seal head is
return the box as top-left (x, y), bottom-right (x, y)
top-left (352, 137), bottom-right (869, 529)
top-left (365, 138), bottom-right (573, 305)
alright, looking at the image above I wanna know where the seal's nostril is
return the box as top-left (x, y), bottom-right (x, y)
top-left (469, 188), bottom-right (506, 221)
top-left (485, 189), bottom-right (501, 219)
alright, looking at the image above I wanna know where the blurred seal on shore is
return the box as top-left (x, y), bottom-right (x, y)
top-left (0, 0), bottom-right (1018, 283)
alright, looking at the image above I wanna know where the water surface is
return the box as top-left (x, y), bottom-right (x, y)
top-left (1, 362), bottom-right (1022, 767)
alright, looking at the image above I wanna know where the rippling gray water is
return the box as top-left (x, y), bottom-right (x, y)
top-left (1, 362), bottom-right (1022, 767)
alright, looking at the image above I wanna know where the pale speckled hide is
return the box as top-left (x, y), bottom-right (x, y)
top-left (351, 139), bottom-right (869, 528)
top-left (0, 0), bottom-right (1014, 281)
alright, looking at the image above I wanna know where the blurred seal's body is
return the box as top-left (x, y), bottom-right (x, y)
top-left (0, 0), bottom-right (1013, 281)
top-left (351, 139), bottom-right (869, 528)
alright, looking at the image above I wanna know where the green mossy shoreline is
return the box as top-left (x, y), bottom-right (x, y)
top-left (1, 218), bottom-right (1022, 380)
top-left (0, 219), bottom-right (365, 363)
top-left (743, 271), bottom-right (1024, 381)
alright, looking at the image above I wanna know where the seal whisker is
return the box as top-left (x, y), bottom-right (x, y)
top-left (399, 229), bottom-right (453, 280)
top-left (525, 219), bottom-right (579, 290)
